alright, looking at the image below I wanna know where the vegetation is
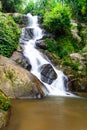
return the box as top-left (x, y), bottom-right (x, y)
top-left (0, 12), bottom-right (21, 57)
top-left (0, 90), bottom-right (10, 111)
top-left (43, 4), bottom-right (71, 35)
top-left (65, 0), bottom-right (87, 22)
top-left (45, 35), bottom-right (80, 58)
top-left (1, 0), bottom-right (25, 13)
top-left (0, 0), bottom-right (86, 93)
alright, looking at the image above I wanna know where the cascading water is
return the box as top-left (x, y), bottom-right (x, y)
top-left (20, 13), bottom-right (72, 96)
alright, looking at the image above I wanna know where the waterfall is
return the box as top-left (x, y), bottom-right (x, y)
top-left (20, 13), bottom-right (73, 96)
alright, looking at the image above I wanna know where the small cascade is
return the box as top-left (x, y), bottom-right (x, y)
top-left (20, 13), bottom-right (73, 96)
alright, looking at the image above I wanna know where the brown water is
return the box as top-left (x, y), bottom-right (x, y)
top-left (2, 96), bottom-right (87, 130)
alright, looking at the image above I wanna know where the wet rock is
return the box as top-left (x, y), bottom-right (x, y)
top-left (0, 56), bottom-right (48, 98)
top-left (22, 15), bottom-right (28, 25)
top-left (36, 40), bottom-right (47, 49)
top-left (63, 76), bottom-right (68, 91)
top-left (11, 51), bottom-right (31, 71)
top-left (40, 64), bottom-right (57, 84)
top-left (24, 27), bottom-right (34, 40)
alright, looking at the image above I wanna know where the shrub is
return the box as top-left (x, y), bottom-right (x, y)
top-left (13, 15), bottom-right (23, 24)
top-left (0, 90), bottom-right (10, 111)
top-left (62, 58), bottom-right (79, 70)
top-left (45, 35), bottom-right (80, 59)
top-left (1, 0), bottom-right (25, 13)
top-left (56, 35), bottom-right (80, 58)
top-left (43, 4), bottom-right (71, 36)
top-left (45, 38), bottom-right (58, 54)
top-left (0, 12), bottom-right (21, 57)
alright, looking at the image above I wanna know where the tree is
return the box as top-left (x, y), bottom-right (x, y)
top-left (43, 4), bottom-right (71, 35)
top-left (1, 0), bottom-right (25, 12)
top-left (64, 0), bottom-right (87, 22)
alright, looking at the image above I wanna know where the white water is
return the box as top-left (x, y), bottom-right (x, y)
top-left (20, 13), bottom-right (73, 96)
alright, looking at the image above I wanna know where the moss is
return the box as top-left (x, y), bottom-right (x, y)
top-left (0, 90), bottom-right (10, 111)
top-left (62, 57), bottom-right (79, 71)
top-left (5, 70), bottom-right (14, 81)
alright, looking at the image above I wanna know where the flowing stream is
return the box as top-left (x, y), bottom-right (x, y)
top-left (20, 13), bottom-right (71, 96)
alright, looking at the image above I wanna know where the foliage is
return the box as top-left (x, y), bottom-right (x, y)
top-left (45, 34), bottom-right (82, 59)
top-left (24, 0), bottom-right (35, 15)
top-left (45, 38), bottom-right (58, 54)
top-left (0, 12), bottom-right (21, 57)
top-left (43, 4), bottom-right (71, 35)
top-left (0, 1), bottom-right (2, 11)
top-left (56, 35), bottom-right (82, 58)
top-left (65, 0), bottom-right (87, 22)
top-left (62, 57), bottom-right (79, 70)
top-left (1, 0), bottom-right (25, 13)
top-left (13, 15), bottom-right (23, 24)
top-left (0, 90), bottom-right (10, 111)
top-left (24, 0), bottom-right (58, 16)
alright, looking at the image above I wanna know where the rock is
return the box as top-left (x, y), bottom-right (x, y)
top-left (0, 56), bottom-right (48, 98)
top-left (36, 40), bottom-right (47, 49)
top-left (11, 51), bottom-right (31, 71)
top-left (20, 27), bottom-right (34, 41)
top-left (40, 64), bottom-right (57, 84)
top-left (70, 53), bottom-right (85, 62)
top-left (24, 27), bottom-right (34, 40)
top-left (82, 52), bottom-right (87, 59)
top-left (22, 15), bottom-right (28, 26)
top-left (68, 77), bottom-right (87, 92)
top-left (0, 110), bottom-right (10, 129)
top-left (41, 29), bottom-right (54, 39)
top-left (71, 29), bottom-right (81, 42)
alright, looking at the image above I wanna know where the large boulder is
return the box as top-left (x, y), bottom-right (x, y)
top-left (40, 64), bottom-right (57, 84)
top-left (0, 56), bottom-right (47, 98)
top-left (11, 51), bottom-right (31, 71)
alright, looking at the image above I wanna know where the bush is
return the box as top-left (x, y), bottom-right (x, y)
top-left (0, 90), bottom-right (10, 111)
top-left (1, 0), bottom-right (25, 13)
top-left (43, 4), bottom-right (71, 36)
top-left (62, 58), bottom-right (79, 70)
top-left (56, 35), bottom-right (80, 58)
top-left (45, 38), bottom-right (58, 54)
top-left (13, 15), bottom-right (23, 24)
top-left (45, 35), bottom-right (80, 59)
top-left (0, 12), bottom-right (21, 57)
